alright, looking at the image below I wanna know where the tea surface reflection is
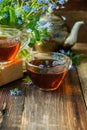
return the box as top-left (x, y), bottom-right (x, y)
top-left (26, 52), bottom-right (72, 91)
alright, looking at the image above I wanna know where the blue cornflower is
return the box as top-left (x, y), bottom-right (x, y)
top-left (44, 0), bottom-right (49, 4)
top-left (3, 13), bottom-right (8, 18)
top-left (10, 90), bottom-right (16, 96)
top-left (16, 12), bottom-right (20, 18)
top-left (10, 89), bottom-right (21, 96)
top-left (51, 3), bottom-right (57, 9)
top-left (70, 65), bottom-right (76, 70)
top-left (58, 0), bottom-right (65, 5)
top-left (23, 5), bottom-right (30, 12)
top-left (48, 3), bottom-right (58, 9)
top-left (38, 0), bottom-right (49, 4)
top-left (12, 0), bottom-right (17, 5)
top-left (0, 0), bottom-right (3, 3)
top-left (39, 64), bottom-right (45, 69)
top-left (37, 21), bottom-right (46, 27)
top-left (29, 81), bottom-right (34, 86)
top-left (66, 50), bottom-right (70, 55)
top-left (17, 19), bottom-right (22, 25)
top-left (41, 6), bottom-right (47, 11)
top-left (32, 7), bottom-right (37, 12)
top-left (38, 0), bottom-right (43, 4)
top-left (43, 22), bottom-right (51, 28)
top-left (24, 81), bottom-right (34, 87)
top-left (40, 21), bottom-right (47, 26)
top-left (16, 90), bottom-right (21, 96)
top-left (38, 21), bottom-right (51, 27)
top-left (37, 21), bottom-right (51, 31)
top-left (59, 49), bottom-right (65, 54)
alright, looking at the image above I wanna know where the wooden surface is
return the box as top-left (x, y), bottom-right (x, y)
top-left (0, 43), bottom-right (87, 130)
top-left (21, 70), bottom-right (87, 130)
top-left (0, 57), bottom-right (87, 129)
top-left (72, 43), bottom-right (87, 53)
top-left (77, 62), bottom-right (87, 107)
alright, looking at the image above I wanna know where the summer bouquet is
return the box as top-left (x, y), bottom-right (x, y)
top-left (0, 0), bottom-right (69, 57)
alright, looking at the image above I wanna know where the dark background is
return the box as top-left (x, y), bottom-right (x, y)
top-left (55, 0), bottom-right (87, 43)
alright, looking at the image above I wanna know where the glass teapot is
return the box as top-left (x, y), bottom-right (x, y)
top-left (35, 14), bottom-right (84, 52)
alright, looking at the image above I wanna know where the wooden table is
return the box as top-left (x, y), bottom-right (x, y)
top-left (0, 45), bottom-right (87, 130)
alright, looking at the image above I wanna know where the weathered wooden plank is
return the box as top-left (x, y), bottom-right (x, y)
top-left (0, 69), bottom-right (87, 130)
top-left (77, 62), bottom-right (87, 107)
top-left (72, 43), bottom-right (87, 53)
top-left (0, 79), bottom-right (25, 130)
top-left (21, 70), bottom-right (87, 130)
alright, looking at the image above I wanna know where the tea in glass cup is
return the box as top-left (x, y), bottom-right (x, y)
top-left (0, 27), bottom-right (21, 65)
top-left (26, 52), bottom-right (72, 91)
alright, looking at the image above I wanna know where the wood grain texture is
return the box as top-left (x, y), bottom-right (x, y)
top-left (72, 43), bottom-right (87, 53)
top-left (77, 62), bottom-right (87, 107)
top-left (0, 79), bottom-right (25, 130)
top-left (21, 70), bottom-right (87, 130)
top-left (0, 70), bottom-right (87, 130)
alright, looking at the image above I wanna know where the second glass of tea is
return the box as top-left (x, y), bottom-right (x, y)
top-left (26, 52), bottom-right (72, 91)
top-left (0, 27), bottom-right (21, 67)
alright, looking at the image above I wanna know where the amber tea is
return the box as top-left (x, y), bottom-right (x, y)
top-left (0, 36), bottom-right (21, 63)
top-left (26, 59), bottom-right (68, 91)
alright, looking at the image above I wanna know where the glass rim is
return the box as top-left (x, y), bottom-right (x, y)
top-left (0, 26), bottom-right (20, 31)
top-left (26, 52), bottom-right (72, 69)
top-left (0, 26), bottom-right (21, 38)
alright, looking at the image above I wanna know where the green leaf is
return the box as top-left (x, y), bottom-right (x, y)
top-left (68, 52), bottom-right (80, 66)
top-left (9, 7), bottom-right (16, 24)
top-left (27, 13), bottom-right (40, 29)
top-left (34, 29), bottom-right (40, 41)
top-left (29, 37), bottom-right (36, 47)
top-left (13, 88), bottom-right (18, 93)
top-left (23, 76), bottom-right (31, 83)
top-left (19, 49), bottom-right (29, 58)
top-left (0, 16), bottom-right (3, 20)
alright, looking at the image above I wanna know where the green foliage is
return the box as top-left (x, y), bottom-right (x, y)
top-left (23, 76), bottom-right (31, 83)
top-left (13, 88), bottom-right (19, 93)
top-left (0, 0), bottom-right (69, 58)
top-left (59, 49), bottom-right (80, 66)
top-left (18, 49), bottom-right (29, 58)
top-left (0, 0), bottom-right (68, 43)
top-left (69, 52), bottom-right (80, 66)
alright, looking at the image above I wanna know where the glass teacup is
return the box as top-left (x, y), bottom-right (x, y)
top-left (0, 27), bottom-right (21, 66)
top-left (26, 52), bottom-right (72, 91)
